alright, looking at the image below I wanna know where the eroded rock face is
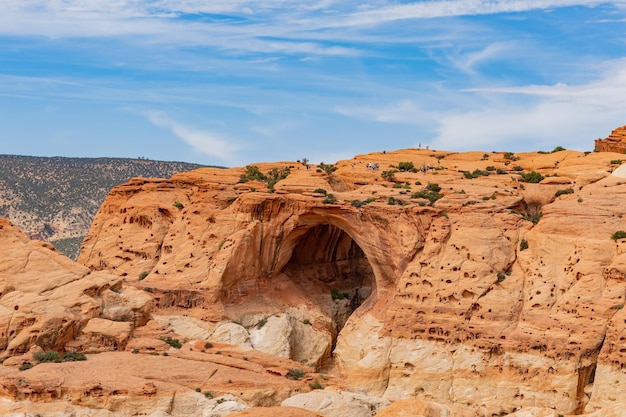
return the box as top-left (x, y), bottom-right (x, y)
top-left (74, 149), bottom-right (626, 415)
top-left (0, 219), bottom-right (148, 356)
top-left (595, 125), bottom-right (626, 153)
top-left (3, 145), bottom-right (626, 416)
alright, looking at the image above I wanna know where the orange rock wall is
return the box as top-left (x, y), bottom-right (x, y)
top-left (76, 150), bottom-right (626, 415)
top-left (595, 125), bottom-right (626, 153)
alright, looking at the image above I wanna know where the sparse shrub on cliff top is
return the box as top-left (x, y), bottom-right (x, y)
top-left (520, 239), bottom-right (529, 251)
top-left (19, 362), bottom-right (32, 371)
top-left (322, 194), bottom-right (337, 204)
top-left (62, 352), bottom-right (86, 362)
top-left (611, 230), bottom-right (626, 241)
top-left (610, 159), bottom-right (623, 165)
top-left (159, 337), bottom-right (182, 349)
top-left (287, 368), bottom-right (306, 380)
top-left (239, 165), bottom-right (266, 183)
top-left (397, 161), bottom-right (417, 172)
top-left (555, 188), bottom-right (574, 197)
top-left (351, 198), bottom-right (376, 208)
top-left (256, 316), bottom-right (269, 329)
top-left (381, 169), bottom-right (397, 182)
top-left (427, 183), bottom-right (441, 192)
top-left (34, 351), bottom-right (62, 363)
top-left (318, 162), bottom-right (337, 174)
top-left (503, 152), bottom-right (519, 161)
top-left (309, 379), bottom-right (324, 390)
top-left (520, 171), bottom-right (544, 183)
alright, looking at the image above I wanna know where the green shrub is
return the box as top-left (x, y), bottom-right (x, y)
top-left (204, 342), bottom-right (213, 349)
top-left (239, 165), bottom-right (267, 182)
top-left (318, 162), bottom-right (337, 174)
top-left (313, 188), bottom-right (327, 195)
top-left (139, 271), bottom-right (149, 280)
top-left (555, 188), bottom-right (574, 197)
top-left (610, 159), bottom-right (623, 165)
top-left (520, 239), bottom-right (529, 251)
top-left (287, 368), bottom-right (306, 380)
top-left (62, 352), bottom-right (86, 362)
top-left (381, 169), bottom-right (397, 182)
top-left (19, 362), bottom-right (33, 371)
top-left (387, 196), bottom-right (407, 205)
top-left (520, 171), bottom-right (544, 183)
top-left (503, 152), bottom-right (519, 161)
top-left (481, 153), bottom-right (490, 160)
top-left (331, 288), bottom-right (349, 301)
top-left (611, 230), bottom-right (626, 241)
top-left (411, 190), bottom-right (442, 205)
top-left (173, 201), bottom-right (184, 210)
top-left (497, 273), bottom-right (506, 283)
top-left (552, 146), bottom-right (566, 152)
top-left (309, 379), bottom-right (324, 390)
top-left (256, 317), bottom-right (269, 329)
top-left (159, 337), bottom-right (182, 349)
top-left (303, 319), bottom-right (312, 325)
top-left (351, 197), bottom-right (376, 208)
top-left (204, 391), bottom-right (214, 399)
top-left (512, 165), bottom-right (523, 171)
top-left (427, 183), bottom-right (441, 192)
top-left (397, 161), bottom-right (416, 172)
top-left (485, 165), bottom-right (495, 171)
top-left (322, 194), bottom-right (337, 204)
top-left (34, 351), bottom-right (62, 363)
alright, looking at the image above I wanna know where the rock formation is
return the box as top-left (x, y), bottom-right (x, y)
top-left (2, 144), bottom-right (626, 416)
top-left (595, 125), bottom-right (626, 153)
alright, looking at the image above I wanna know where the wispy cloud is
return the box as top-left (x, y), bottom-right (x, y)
top-left (337, 1), bottom-right (626, 27)
top-left (145, 111), bottom-right (242, 164)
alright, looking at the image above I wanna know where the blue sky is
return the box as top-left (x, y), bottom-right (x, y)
top-left (1, 1), bottom-right (625, 166)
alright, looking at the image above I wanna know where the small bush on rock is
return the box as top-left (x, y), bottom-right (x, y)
top-left (287, 368), bottom-right (306, 380)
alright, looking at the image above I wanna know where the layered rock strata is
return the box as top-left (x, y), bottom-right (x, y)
top-left (595, 125), bottom-right (626, 153)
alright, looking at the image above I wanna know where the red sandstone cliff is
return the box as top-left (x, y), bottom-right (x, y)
top-left (595, 125), bottom-right (626, 153)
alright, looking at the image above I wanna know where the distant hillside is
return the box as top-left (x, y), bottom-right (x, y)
top-left (0, 155), bottom-right (212, 259)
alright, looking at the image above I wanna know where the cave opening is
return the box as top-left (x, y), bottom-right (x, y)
top-left (279, 223), bottom-right (376, 358)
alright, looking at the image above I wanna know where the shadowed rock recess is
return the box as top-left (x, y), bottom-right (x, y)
top-left (1, 146), bottom-right (626, 416)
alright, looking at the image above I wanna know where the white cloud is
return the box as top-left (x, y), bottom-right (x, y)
top-left (145, 111), bottom-right (242, 163)
top-left (431, 59), bottom-right (626, 151)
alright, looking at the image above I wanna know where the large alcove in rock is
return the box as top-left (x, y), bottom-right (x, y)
top-left (221, 221), bottom-right (377, 370)
top-left (281, 223), bottom-right (375, 334)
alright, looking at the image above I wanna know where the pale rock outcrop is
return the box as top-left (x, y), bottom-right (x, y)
top-left (281, 389), bottom-right (390, 417)
top-left (376, 399), bottom-right (453, 417)
top-left (152, 315), bottom-right (214, 340)
top-left (228, 406), bottom-right (323, 417)
top-left (209, 322), bottom-right (253, 349)
top-left (249, 314), bottom-right (292, 358)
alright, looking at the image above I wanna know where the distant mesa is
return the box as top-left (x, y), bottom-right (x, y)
top-left (595, 125), bottom-right (626, 153)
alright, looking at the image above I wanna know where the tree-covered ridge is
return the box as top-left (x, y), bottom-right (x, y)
top-left (0, 155), bottom-right (214, 258)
